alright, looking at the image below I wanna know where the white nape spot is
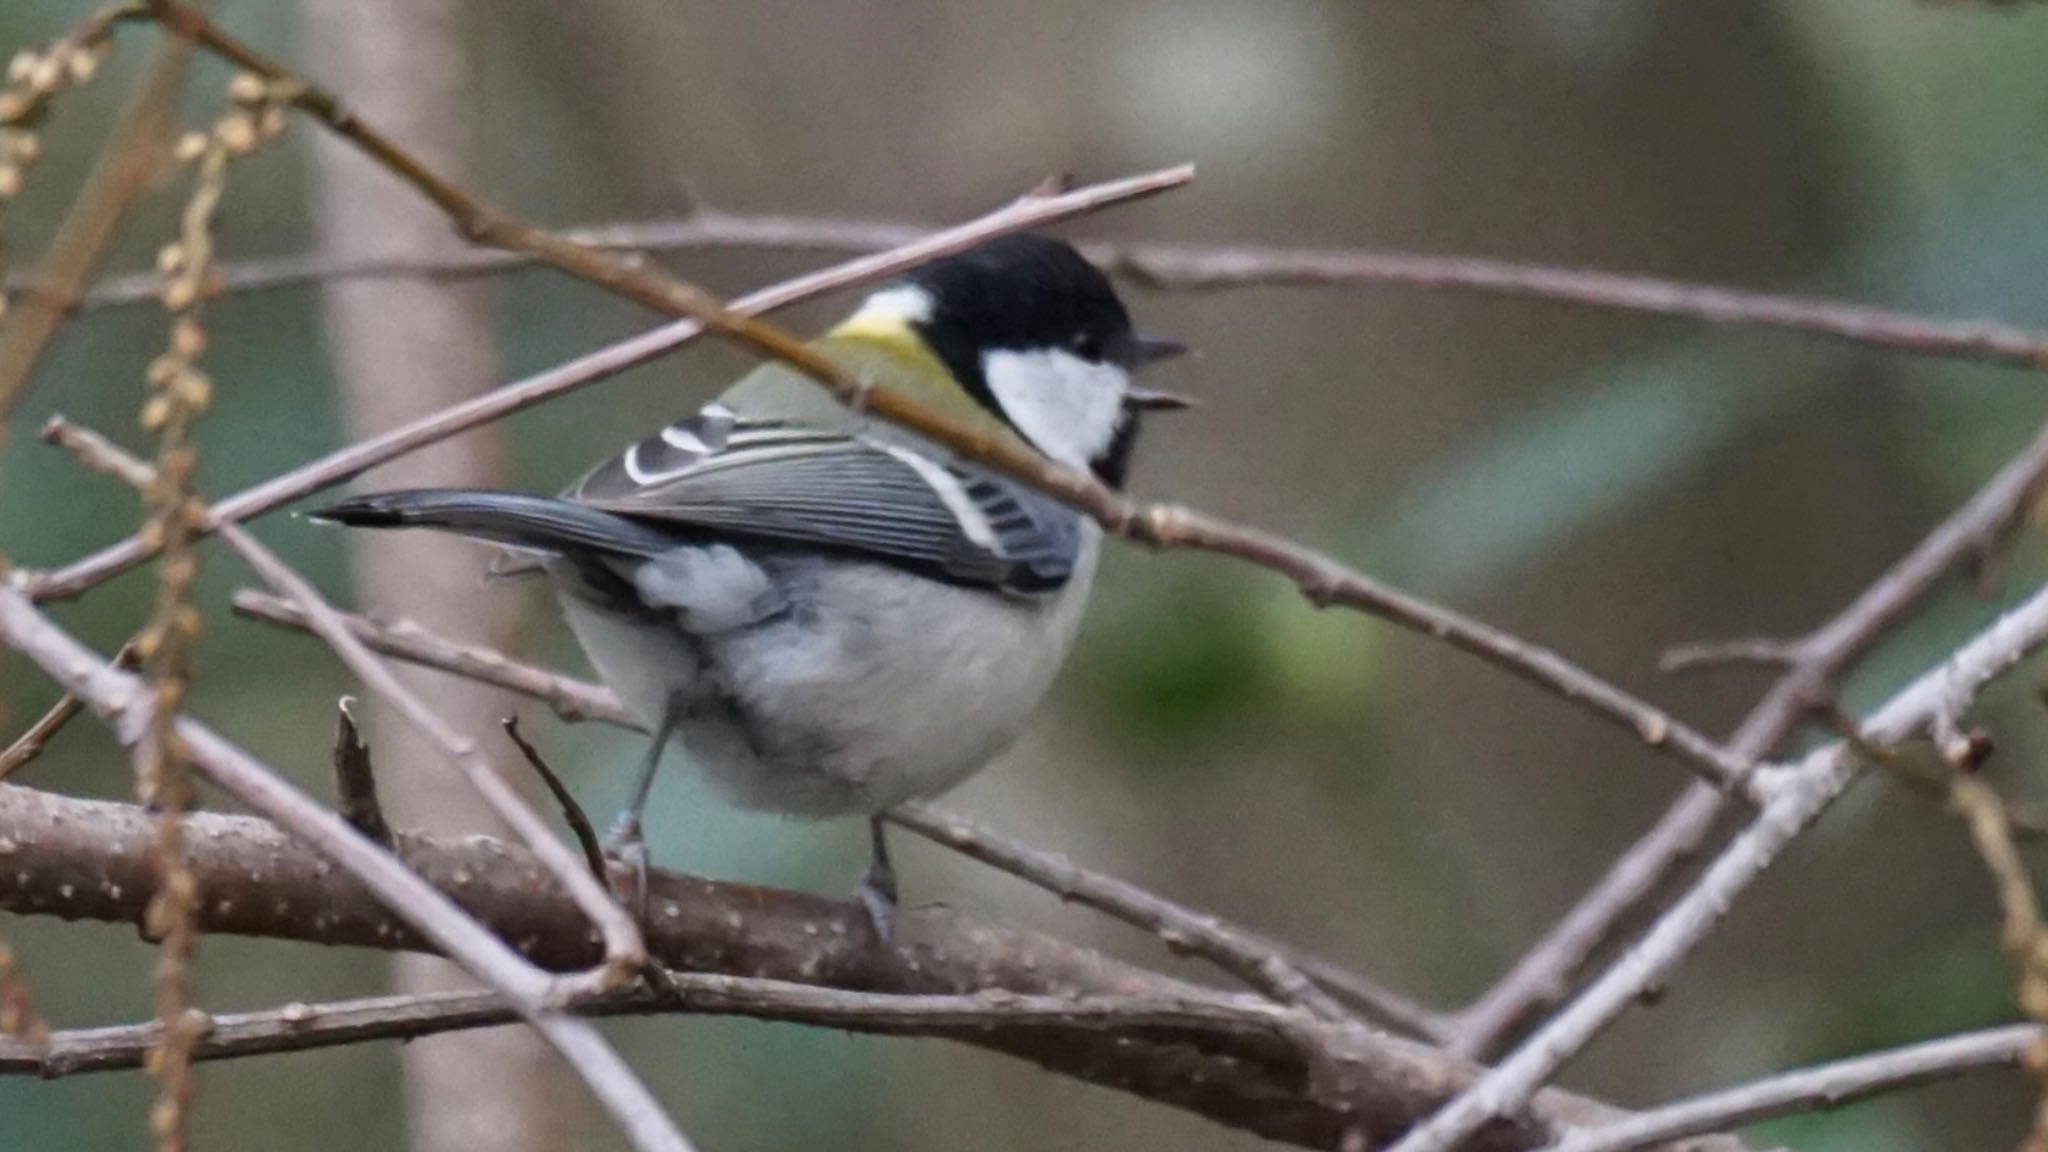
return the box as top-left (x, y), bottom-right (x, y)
top-left (843, 284), bottom-right (935, 330)
top-left (981, 347), bottom-right (1130, 469)
top-left (877, 443), bottom-right (999, 551)
top-left (632, 544), bottom-right (776, 633)
top-left (660, 424), bottom-right (710, 454)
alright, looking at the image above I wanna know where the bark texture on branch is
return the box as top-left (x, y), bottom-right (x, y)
top-left (0, 783), bottom-right (1738, 1152)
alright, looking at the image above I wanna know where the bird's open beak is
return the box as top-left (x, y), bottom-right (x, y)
top-left (1124, 386), bottom-right (1196, 412)
top-left (1131, 333), bottom-right (1190, 366)
top-left (1123, 334), bottom-right (1194, 411)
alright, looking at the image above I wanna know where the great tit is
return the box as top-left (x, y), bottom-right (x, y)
top-left (310, 233), bottom-right (1189, 935)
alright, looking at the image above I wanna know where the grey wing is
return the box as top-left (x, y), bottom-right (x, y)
top-left (568, 404), bottom-right (1081, 593)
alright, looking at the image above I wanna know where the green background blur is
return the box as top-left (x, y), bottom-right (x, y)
top-left (5, 3), bottom-right (2048, 1149)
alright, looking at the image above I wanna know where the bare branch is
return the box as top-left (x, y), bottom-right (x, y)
top-left (233, 590), bottom-right (630, 725)
top-left (1388, 571), bottom-right (2048, 1152)
top-left (891, 801), bottom-right (1436, 1037)
top-left (0, 781), bottom-right (1747, 1152)
top-left (1451, 413), bottom-right (2048, 1059)
top-left (56, 211), bottom-right (2048, 374)
top-left (1543, 1023), bottom-right (2041, 1152)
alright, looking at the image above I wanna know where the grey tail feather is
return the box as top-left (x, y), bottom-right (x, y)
top-left (306, 489), bottom-right (678, 557)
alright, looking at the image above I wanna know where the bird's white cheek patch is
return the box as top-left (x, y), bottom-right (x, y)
top-left (981, 348), bottom-right (1129, 469)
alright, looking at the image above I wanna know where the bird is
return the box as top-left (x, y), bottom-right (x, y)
top-left (309, 232), bottom-right (1190, 938)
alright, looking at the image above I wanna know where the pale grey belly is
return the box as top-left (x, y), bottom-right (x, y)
top-left (553, 538), bottom-right (1096, 817)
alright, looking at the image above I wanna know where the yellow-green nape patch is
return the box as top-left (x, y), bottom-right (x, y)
top-left (826, 284), bottom-right (958, 395)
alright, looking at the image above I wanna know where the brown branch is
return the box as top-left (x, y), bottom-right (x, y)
top-left (0, 584), bottom-right (692, 1152)
top-left (0, 641), bottom-right (138, 781)
top-left (890, 801), bottom-right (1441, 1037)
top-left (229, 583), bottom-right (1456, 1042)
top-left (1449, 413), bottom-right (2048, 1060)
top-left (0, 782), bottom-right (1745, 1152)
top-left (331, 698), bottom-right (389, 847)
top-left (502, 717), bottom-right (605, 880)
top-left (22, 165), bottom-right (1193, 603)
top-left (55, 210), bottom-right (2048, 374)
top-left (0, 24), bottom-right (187, 429)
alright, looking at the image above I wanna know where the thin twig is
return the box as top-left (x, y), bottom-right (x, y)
top-left (0, 638), bottom-right (137, 782)
top-left (892, 802), bottom-right (1424, 1034)
top-left (41, 415), bottom-right (646, 989)
top-left (232, 590), bottom-right (632, 725)
top-left (54, 209), bottom-right (2048, 374)
top-left (1386, 574), bottom-right (2048, 1152)
top-left (1449, 413), bottom-right (2048, 1059)
top-left (225, 587), bottom-right (1439, 1039)
top-left (503, 717), bottom-right (605, 880)
top-left (24, 164), bottom-right (1193, 603)
top-left (2, 662), bottom-right (106, 780)
top-left (331, 698), bottom-right (389, 847)
top-left (0, 24), bottom-right (188, 429)
top-left (0, 694), bottom-right (83, 781)
top-left (0, 584), bottom-right (695, 1152)
top-left (1542, 1023), bottom-right (2042, 1152)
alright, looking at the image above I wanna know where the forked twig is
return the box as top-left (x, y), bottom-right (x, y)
top-left (41, 416), bottom-right (646, 989)
top-left (1388, 577), bottom-right (2048, 1152)
top-left (1450, 414), bottom-right (2048, 1059)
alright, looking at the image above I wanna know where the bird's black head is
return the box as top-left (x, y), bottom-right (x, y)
top-left (841, 233), bottom-right (1188, 487)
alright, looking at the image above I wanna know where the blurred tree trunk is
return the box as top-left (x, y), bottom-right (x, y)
top-left (300, 3), bottom-right (582, 1150)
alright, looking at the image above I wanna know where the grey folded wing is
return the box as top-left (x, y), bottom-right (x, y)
top-left (567, 405), bottom-right (1082, 594)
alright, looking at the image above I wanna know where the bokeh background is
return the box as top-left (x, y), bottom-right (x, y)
top-left (5, 2), bottom-right (2048, 1149)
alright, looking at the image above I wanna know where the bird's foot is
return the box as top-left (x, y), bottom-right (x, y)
top-left (603, 814), bottom-right (653, 924)
top-left (857, 855), bottom-right (900, 947)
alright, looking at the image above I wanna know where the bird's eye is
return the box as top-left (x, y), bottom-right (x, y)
top-left (1070, 331), bottom-right (1104, 361)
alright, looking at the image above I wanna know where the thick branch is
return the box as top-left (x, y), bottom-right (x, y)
top-left (0, 782), bottom-right (1740, 1152)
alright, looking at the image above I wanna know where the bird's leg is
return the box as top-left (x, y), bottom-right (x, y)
top-left (605, 694), bottom-right (683, 916)
top-left (858, 814), bottom-right (900, 945)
